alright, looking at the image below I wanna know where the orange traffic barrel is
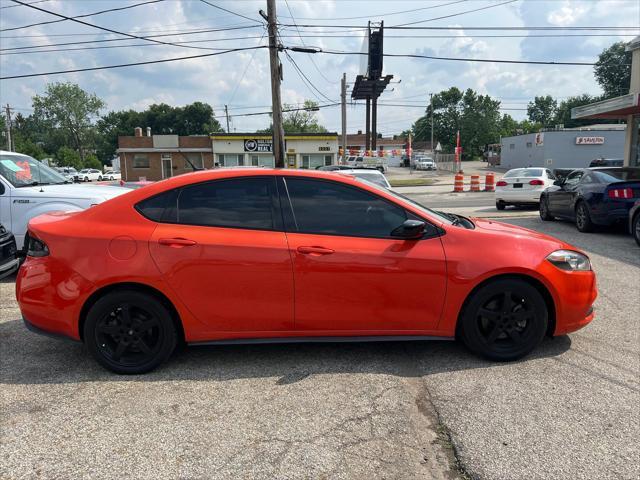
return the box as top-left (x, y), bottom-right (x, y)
top-left (470, 174), bottom-right (480, 192)
top-left (454, 173), bottom-right (464, 192)
top-left (485, 173), bottom-right (495, 192)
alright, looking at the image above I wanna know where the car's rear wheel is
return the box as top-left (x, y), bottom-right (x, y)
top-left (496, 200), bottom-right (506, 210)
top-left (539, 196), bottom-right (554, 221)
top-left (575, 201), bottom-right (594, 233)
top-left (84, 291), bottom-right (177, 374)
top-left (633, 213), bottom-right (640, 247)
top-left (459, 279), bottom-right (548, 361)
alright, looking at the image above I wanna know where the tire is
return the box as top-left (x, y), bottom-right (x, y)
top-left (633, 213), bottom-right (640, 247)
top-left (84, 291), bottom-right (177, 374)
top-left (575, 201), bottom-right (594, 233)
top-left (496, 201), bottom-right (506, 210)
top-left (98, 176), bottom-right (103, 181)
top-left (539, 196), bottom-right (554, 221)
top-left (459, 278), bottom-right (548, 361)
top-left (84, 176), bottom-right (89, 182)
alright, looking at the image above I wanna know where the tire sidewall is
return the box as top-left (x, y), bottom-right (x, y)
top-left (633, 213), bottom-right (640, 247)
top-left (460, 279), bottom-right (548, 361)
top-left (576, 202), bottom-right (592, 232)
top-left (84, 291), bottom-right (177, 374)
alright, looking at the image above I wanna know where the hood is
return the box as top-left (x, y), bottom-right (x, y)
top-left (472, 217), bottom-right (574, 251)
top-left (11, 183), bottom-right (129, 201)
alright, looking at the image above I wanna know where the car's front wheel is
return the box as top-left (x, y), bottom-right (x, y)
top-left (84, 291), bottom-right (177, 374)
top-left (496, 200), bottom-right (506, 210)
top-left (459, 278), bottom-right (548, 361)
top-left (633, 212), bottom-right (640, 247)
top-left (539, 196), bottom-right (554, 221)
top-left (84, 176), bottom-right (89, 182)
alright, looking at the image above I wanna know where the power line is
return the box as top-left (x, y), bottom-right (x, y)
top-left (279, 23), bottom-right (638, 31)
top-left (393, 0), bottom-right (518, 27)
top-left (211, 102), bottom-right (341, 119)
top-left (283, 50), bottom-right (337, 104)
top-left (198, 0), bottom-right (263, 25)
top-left (0, 0), bottom-right (49, 9)
top-left (1, 0), bottom-right (165, 32)
top-left (8, 0), bottom-right (240, 52)
top-left (226, 30), bottom-right (267, 105)
top-left (0, 45), bottom-right (268, 80)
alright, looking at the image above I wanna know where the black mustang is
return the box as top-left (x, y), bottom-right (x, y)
top-left (539, 167), bottom-right (640, 232)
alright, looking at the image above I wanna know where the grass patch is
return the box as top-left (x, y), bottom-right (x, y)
top-left (389, 178), bottom-right (438, 187)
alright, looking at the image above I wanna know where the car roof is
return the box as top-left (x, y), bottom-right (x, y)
top-left (0, 150), bottom-right (30, 157)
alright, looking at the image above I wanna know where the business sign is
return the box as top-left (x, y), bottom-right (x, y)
top-left (575, 136), bottom-right (605, 145)
top-left (244, 139), bottom-right (272, 152)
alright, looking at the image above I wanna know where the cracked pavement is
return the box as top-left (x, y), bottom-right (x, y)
top-left (1, 211), bottom-right (638, 479)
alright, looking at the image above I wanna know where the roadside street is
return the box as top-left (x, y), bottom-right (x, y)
top-left (1, 194), bottom-right (638, 480)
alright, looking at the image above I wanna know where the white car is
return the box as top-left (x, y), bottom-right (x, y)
top-left (336, 168), bottom-right (392, 190)
top-left (495, 167), bottom-right (557, 210)
top-left (54, 166), bottom-right (78, 182)
top-left (0, 151), bottom-right (129, 249)
top-left (415, 156), bottom-right (435, 171)
top-left (100, 171), bottom-right (121, 181)
top-left (78, 168), bottom-right (102, 182)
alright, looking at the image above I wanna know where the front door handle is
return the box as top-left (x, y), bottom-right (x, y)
top-left (297, 246), bottom-right (335, 255)
top-left (158, 237), bottom-right (197, 247)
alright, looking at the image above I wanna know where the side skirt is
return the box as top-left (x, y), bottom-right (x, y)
top-left (188, 335), bottom-right (455, 347)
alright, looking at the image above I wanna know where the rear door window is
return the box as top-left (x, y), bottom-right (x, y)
top-left (283, 177), bottom-right (407, 238)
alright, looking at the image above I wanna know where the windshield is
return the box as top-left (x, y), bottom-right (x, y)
top-left (594, 169), bottom-right (640, 182)
top-left (504, 168), bottom-right (543, 178)
top-left (351, 172), bottom-right (389, 188)
top-left (0, 153), bottom-right (67, 187)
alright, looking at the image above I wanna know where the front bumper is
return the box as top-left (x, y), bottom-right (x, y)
top-left (0, 257), bottom-right (19, 280)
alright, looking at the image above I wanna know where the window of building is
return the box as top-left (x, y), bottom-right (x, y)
top-left (217, 154), bottom-right (244, 167)
top-left (284, 178), bottom-right (407, 238)
top-left (509, 144), bottom-right (515, 150)
top-left (250, 155), bottom-right (275, 167)
top-left (177, 177), bottom-right (274, 230)
top-left (526, 142), bottom-right (533, 148)
top-left (324, 155), bottom-right (332, 166)
top-left (183, 153), bottom-right (203, 170)
top-left (133, 153), bottom-right (150, 168)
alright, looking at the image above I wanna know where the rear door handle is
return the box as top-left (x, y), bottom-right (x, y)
top-left (158, 237), bottom-right (197, 247)
top-left (297, 246), bottom-right (335, 255)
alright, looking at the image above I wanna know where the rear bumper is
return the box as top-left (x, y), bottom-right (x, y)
top-left (23, 316), bottom-right (80, 343)
top-left (495, 188), bottom-right (544, 203)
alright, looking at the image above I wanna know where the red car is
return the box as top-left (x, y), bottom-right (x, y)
top-left (16, 169), bottom-right (597, 374)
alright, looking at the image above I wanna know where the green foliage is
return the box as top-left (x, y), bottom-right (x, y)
top-left (256, 100), bottom-right (328, 134)
top-left (552, 94), bottom-right (614, 128)
top-left (56, 146), bottom-right (83, 170)
top-left (594, 42), bottom-right (632, 98)
top-left (84, 154), bottom-right (102, 169)
top-left (527, 95), bottom-right (557, 127)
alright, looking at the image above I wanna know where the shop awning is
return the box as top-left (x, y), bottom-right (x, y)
top-left (572, 93), bottom-right (640, 119)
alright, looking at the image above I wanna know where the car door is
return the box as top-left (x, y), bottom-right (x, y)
top-left (548, 170), bottom-right (583, 218)
top-left (279, 176), bottom-right (447, 333)
top-left (147, 176), bottom-right (294, 334)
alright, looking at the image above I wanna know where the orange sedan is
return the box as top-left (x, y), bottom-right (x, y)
top-left (16, 169), bottom-right (597, 374)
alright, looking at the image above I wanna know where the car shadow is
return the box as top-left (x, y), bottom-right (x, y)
top-left (0, 318), bottom-right (572, 385)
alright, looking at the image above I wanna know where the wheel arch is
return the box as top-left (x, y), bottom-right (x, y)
top-left (78, 282), bottom-right (185, 343)
top-left (455, 273), bottom-right (556, 338)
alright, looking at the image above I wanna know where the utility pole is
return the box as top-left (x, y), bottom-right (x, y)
top-left (224, 104), bottom-right (230, 133)
top-left (341, 73), bottom-right (346, 164)
top-left (4, 104), bottom-right (13, 152)
top-left (261, 1), bottom-right (285, 168)
top-left (429, 93), bottom-right (434, 156)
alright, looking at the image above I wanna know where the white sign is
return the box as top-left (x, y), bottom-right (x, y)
top-left (575, 136), bottom-right (605, 145)
top-left (535, 132), bottom-right (544, 147)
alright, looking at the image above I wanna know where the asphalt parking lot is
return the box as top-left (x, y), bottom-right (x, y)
top-left (1, 192), bottom-right (638, 479)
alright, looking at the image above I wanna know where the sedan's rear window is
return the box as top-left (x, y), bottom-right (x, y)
top-left (594, 169), bottom-right (640, 182)
top-left (504, 169), bottom-right (543, 178)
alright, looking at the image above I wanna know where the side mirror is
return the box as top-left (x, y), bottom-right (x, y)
top-left (391, 219), bottom-right (426, 239)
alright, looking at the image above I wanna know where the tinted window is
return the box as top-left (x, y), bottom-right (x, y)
top-left (178, 177), bottom-right (274, 230)
top-left (136, 189), bottom-right (178, 222)
top-left (284, 178), bottom-right (407, 237)
top-left (593, 169), bottom-right (640, 182)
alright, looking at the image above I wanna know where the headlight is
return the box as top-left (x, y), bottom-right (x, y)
top-left (546, 250), bottom-right (591, 271)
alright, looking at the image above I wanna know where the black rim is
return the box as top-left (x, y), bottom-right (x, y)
top-left (475, 291), bottom-right (538, 352)
top-left (540, 200), bottom-right (547, 217)
top-left (94, 303), bottom-right (163, 366)
top-left (576, 205), bottom-right (587, 228)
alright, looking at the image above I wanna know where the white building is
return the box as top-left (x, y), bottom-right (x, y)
top-left (211, 133), bottom-right (339, 169)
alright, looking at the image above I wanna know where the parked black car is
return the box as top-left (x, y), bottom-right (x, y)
top-left (630, 200), bottom-right (640, 246)
top-left (539, 167), bottom-right (640, 232)
top-left (0, 224), bottom-right (19, 280)
top-left (589, 158), bottom-right (624, 168)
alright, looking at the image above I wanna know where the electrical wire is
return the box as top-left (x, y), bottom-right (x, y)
top-left (283, 50), bottom-right (337, 104)
top-left (226, 30), bottom-right (267, 106)
top-left (1, 0), bottom-right (165, 32)
top-left (0, 0), bottom-right (49, 8)
top-left (198, 0), bottom-right (263, 25)
top-left (393, 0), bottom-right (518, 27)
top-left (0, 45), bottom-right (268, 80)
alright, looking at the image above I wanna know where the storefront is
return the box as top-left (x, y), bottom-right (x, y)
top-left (211, 133), bottom-right (339, 169)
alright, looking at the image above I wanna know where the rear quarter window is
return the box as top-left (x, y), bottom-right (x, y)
top-left (135, 189), bottom-right (178, 222)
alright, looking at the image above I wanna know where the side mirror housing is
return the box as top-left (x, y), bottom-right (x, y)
top-left (391, 219), bottom-right (426, 239)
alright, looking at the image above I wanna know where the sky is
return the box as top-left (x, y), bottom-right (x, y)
top-left (1, 0), bottom-right (639, 137)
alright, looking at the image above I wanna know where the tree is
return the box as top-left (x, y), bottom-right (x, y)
top-left (594, 42), bottom-right (632, 98)
top-left (257, 100), bottom-right (328, 134)
top-left (56, 146), bottom-right (83, 170)
top-left (527, 95), bottom-right (557, 127)
top-left (32, 82), bottom-right (104, 161)
top-left (552, 94), bottom-right (610, 128)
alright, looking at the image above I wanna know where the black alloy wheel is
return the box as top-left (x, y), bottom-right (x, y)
top-left (459, 279), bottom-right (548, 361)
top-left (575, 202), bottom-right (594, 233)
top-left (539, 197), bottom-right (554, 221)
top-left (84, 291), bottom-right (177, 374)
top-left (496, 201), bottom-right (506, 211)
top-left (633, 213), bottom-right (640, 247)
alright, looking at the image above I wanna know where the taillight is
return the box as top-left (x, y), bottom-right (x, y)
top-left (529, 179), bottom-right (544, 186)
top-left (607, 188), bottom-right (633, 199)
top-left (27, 236), bottom-right (49, 257)
top-left (496, 180), bottom-right (508, 187)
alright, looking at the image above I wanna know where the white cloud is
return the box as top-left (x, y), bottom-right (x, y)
top-left (547, 1), bottom-right (589, 26)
